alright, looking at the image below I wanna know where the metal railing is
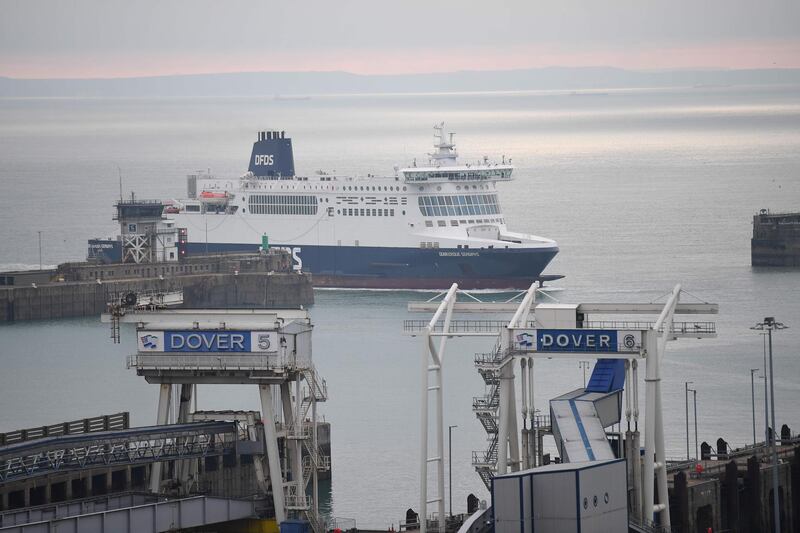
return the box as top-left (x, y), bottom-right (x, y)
top-left (285, 482), bottom-right (310, 510)
top-left (629, 515), bottom-right (672, 533)
top-left (472, 449), bottom-right (498, 466)
top-left (0, 413), bottom-right (129, 447)
top-left (474, 352), bottom-right (504, 366)
top-left (583, 321), bottom-right (716, 335)
top-left (404, 319), bottom-right (536, 334)
top-left (127, 354), bottom-right (314, 372)
top-left (533, 414), bottom-right (551, 430)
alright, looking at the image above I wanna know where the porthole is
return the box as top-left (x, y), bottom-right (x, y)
top-left (604, 492), bottom-right (609, 504)
top-left (593, 495), bottom-right (598, 507)
top-left (583, 498), bottom-right (588, 510)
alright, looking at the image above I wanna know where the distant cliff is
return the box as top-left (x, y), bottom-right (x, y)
top-left (2, 67), bottom-right (800, 97)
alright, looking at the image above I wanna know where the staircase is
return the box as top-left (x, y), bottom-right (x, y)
top-left (284, 364), bottom-right (330, 533)
top-left (472, 345), bottom-right (503, 489)
top-left (300, 367), bottom-right (328, 419)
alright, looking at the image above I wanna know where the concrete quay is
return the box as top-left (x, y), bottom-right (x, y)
top-left (668, 437), bottom-right (800, 532)
top-left (0, 252), bottom-right (313, 322)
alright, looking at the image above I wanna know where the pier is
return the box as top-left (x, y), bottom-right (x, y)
top-left (0, 252), bottom-right (313, 322)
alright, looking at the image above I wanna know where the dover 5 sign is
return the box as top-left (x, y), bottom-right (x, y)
top-left (137, 330), bottom-right (278, 353)
top-left (514, 329), bottom-right (641, 353)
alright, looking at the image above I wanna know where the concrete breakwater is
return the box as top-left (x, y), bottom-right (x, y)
top-left (0, 252), bottom-right (313, 322)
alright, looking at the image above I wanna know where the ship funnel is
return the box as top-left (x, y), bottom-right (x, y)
top-left (248, 130), bottom-right (295, 178)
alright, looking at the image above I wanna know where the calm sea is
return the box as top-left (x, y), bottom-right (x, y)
top-left (1, 86), bottom-right (799, 527)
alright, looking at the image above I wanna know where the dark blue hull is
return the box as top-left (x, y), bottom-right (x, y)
top-left (187, 242), bottom-right (558, 289)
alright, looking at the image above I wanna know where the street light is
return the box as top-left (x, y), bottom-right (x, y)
top-left (751, 317), bottom-right (788, 533)
top-left (750, 368), bottom-right (759, 448)
top-left (579, 361), bottom-right (591, 387)
top-left (759, 333), bottom-right (770, 449)
top-left (448, 425), bottom-right (457, 518)
top-left (37, 231), bottom-right (42, 271)
top-left (689, 388), bottom-right (698, 461)
top-left (684, 381), bottom-right (693, 461)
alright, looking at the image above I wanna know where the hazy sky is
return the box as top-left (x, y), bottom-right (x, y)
top-left (2, 0), bottom-right (799, 78)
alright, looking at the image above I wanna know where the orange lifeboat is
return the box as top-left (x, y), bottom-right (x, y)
top-left (198, 191), bottom-right (229, 205)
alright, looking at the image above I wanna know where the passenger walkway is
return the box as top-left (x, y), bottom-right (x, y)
top-left (0, 421), bottom-right (237, 483)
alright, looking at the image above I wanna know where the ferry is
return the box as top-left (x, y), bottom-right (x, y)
top-left (96, 125), bottom-right (559, 289)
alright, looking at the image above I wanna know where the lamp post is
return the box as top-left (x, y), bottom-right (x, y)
top-left (448, 425), bottom-right (457, 518)
top-left (750, 368), bottom-right (759, 448)
top-left (760, 333), bottom-right (770, 448)
top-left (685, 381), bottom-right (693, 461)
top-left (37, 231), bottom-right (42, 271)
top-left (579, 361), bottom-right (590, 387)
top-left (752, 317), bottom-right (788, 533)
top-left (689, 388), bottom-right (698, 461)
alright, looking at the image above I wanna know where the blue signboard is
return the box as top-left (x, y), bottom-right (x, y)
top-left (536, 329), bottom-right (618, 352)
top-left (164, 331), bottom-right (251, 352)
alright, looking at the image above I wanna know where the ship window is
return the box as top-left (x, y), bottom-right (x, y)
top-left (450, 220), bottom-right (458, 226)
top-left (437, 220), bottom-right (447, 227)
top-left (418, 194), bottom-right (500, 217)
top-left (247, 194), bottom-right (318, 215)
top-left (391, 209), bottom-right (395, 216)
top-left (425, 221), bottom-right (433, 227)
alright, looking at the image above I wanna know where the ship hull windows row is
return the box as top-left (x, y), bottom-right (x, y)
top-left (248, 194), bottom-right (318, 215)
top-left (418, 195), bottom-right (500, 217)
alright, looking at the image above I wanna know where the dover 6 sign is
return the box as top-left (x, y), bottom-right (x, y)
top-left (514, 329), bottom-right (641, 353)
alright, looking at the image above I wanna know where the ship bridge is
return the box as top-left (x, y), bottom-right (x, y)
top-left (401, 123), bottom-right (513, 183)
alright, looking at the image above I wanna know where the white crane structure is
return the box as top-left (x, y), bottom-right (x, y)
top-left (103, 306), bottom-right (330, 533)
top-left (407, 283), bottom-right (718, 532)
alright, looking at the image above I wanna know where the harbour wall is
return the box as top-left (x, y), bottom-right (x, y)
top-left (670, 445), bottom-right (800, 533)
top-left (751, 211), bottom-right (800, 267)
top-left (0, 252), bottom-right (314, 322)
